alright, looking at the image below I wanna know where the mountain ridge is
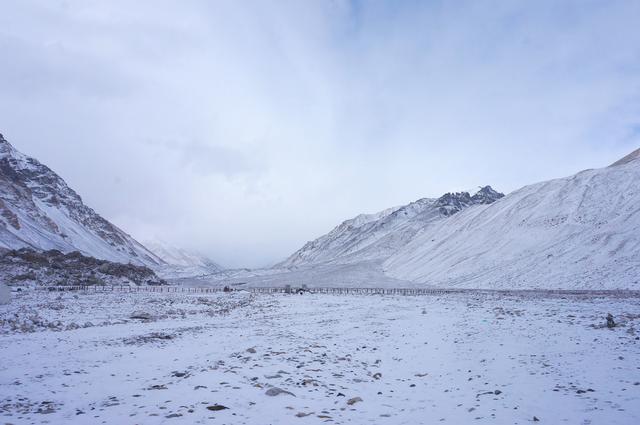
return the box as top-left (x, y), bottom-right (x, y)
top-left (145, 240), bottom-right (224, 278)
top-left (384, 150), bottom-right (640, 289)
top-left (278, 185), bottom-right (504, 268)
top-left (0, 133), bottom-right (164, 268)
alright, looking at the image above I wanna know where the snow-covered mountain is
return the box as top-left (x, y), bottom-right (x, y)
top-left (279, 186), bottom-right (504, 268)
top-left (0, 133), bottom-right (163, 267)
top-left (144, 240), bottom-right (223, 277)
top-left (384, 151), bottom-right (640, 289)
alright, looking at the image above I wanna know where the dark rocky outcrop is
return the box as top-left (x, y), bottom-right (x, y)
top-left (435, 186), bottom-right (504, 217)
top-left (0, 247), bottom-right (165, 286)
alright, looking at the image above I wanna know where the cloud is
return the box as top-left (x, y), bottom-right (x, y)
top-left (1, 0), bottom-right (639, 267)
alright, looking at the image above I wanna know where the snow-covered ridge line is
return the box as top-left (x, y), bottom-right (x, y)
top-left (144, 240), bottom-right (224, 278)
top-left (384, 151), bottom-right (640, 289)
top-left (0, 132), bottom-right (163, 268)
top-left (277, 185), bottom-right (504, 268)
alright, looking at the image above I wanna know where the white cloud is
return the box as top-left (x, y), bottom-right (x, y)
top-left (1, 0), bottom-right (639, 266)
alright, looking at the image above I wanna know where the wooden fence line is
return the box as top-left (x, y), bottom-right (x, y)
top-left (32, 285), bottom-right (640, 297)
top-left (34, 285), bottom-right (464, 296)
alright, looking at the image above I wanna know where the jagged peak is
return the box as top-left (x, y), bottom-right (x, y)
top-left (471, 185), bottom-right (504, 204)
top-left (435, 186), bottom-right (503, 216)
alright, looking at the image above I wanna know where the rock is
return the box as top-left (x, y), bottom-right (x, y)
top-left (347, 397), bottom-right (363, 406)
top-left (296, 412), bottom-right (313, 417)
top-left (265, 374), bottom-right (282, 379)
top-left (606, 313), bottom-right (616, 328)
top-left (265, 387), bottom-right (295, 397)
top-left (533, 416), bottom-right (540, 422)
top-left (494, 390), bottom-right (502, 395)
top-left (147, 384), bottom-right (168, 390)
top-left (165, 413), bottom-right (182, 418)
top-left (373, 373), bottom-right (382, 380)
top-left (206, 404), bottom-right (229, 411)
top-left (246, 347), bottom-right (257, 354)
top-left (130, 311), bottom-right (154, 320)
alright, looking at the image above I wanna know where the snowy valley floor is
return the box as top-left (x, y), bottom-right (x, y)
top-left (1, 290), bottom-right (639, 425)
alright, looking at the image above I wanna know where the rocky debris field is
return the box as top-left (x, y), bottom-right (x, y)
top-left (0, 290), bottom-right (639, 424)
top-left (0, 248), bottom-right (165, 287)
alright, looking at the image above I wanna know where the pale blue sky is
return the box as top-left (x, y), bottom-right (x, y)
top-left (1, 0), bottom-right (639, 267)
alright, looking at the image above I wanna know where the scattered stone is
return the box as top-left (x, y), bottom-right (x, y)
top-left (35, 401), bottom-right (57, 414)
top-left (347, 397), bottom-right (363, 406)
top-left (147, 384), bottom-right (168, 390)
top-left (296, 412), bottom-right (313, 417)
top-left (206, 404), bottom-right (229, 411)
top-left (265, 374), bottom-right (282, 379)
top-left (265, 387), bottom-right (295, 397)
top-left (606, 313), bottom-right (616, 328)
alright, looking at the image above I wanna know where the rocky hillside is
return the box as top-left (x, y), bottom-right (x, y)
top-left (0, 248), bottom-right (165, 286)
top-left (279, 186), bottom-right (503, 268)
top-left (0, 133), bottom-right (163, 268)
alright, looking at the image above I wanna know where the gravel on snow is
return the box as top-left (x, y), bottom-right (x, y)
top-left (1, 290), bottom-right (639, 424)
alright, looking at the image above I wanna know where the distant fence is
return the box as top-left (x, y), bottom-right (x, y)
top-left (35, 285), bottom-right (462, 296)
top-left (32, 285), bottom-right (640, 297)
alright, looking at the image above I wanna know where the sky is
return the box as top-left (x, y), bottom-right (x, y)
top-left (1, 0), bottom-right (640, 268)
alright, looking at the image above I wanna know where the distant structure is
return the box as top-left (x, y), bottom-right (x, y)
top-left (0, 282), bottom-right (10, 305)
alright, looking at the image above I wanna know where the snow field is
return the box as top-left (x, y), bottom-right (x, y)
top-left (1, 290), bottom-right (639, 424)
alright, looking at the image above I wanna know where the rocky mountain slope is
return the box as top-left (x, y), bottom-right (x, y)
top-left (0, 133), bottom-right (163, 268)
top-left (384, 151), bottom-right (640, 289)
top-left (279, 186), bottom-right (504, 268)
top-left (145, 240), bottom-right (223, 278)
top-left (0, 248), bottom-right (165, 287)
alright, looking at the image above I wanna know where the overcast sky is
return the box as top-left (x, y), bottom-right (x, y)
top-left (1, 0), bottom-right (639, 267)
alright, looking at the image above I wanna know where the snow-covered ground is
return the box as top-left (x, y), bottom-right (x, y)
top-left (1, 290), bottom-right (639, 424)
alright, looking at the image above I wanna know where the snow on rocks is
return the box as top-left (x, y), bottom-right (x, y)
top-left (265, 387), bottom-right (295, 397)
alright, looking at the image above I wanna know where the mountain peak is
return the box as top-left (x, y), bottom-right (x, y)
top-left (471, 185), bottom-right (504, 204)
top-left (610, 148), bottom-right (640, 167)
top-left (435, 186), bottom-right (504, 216)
